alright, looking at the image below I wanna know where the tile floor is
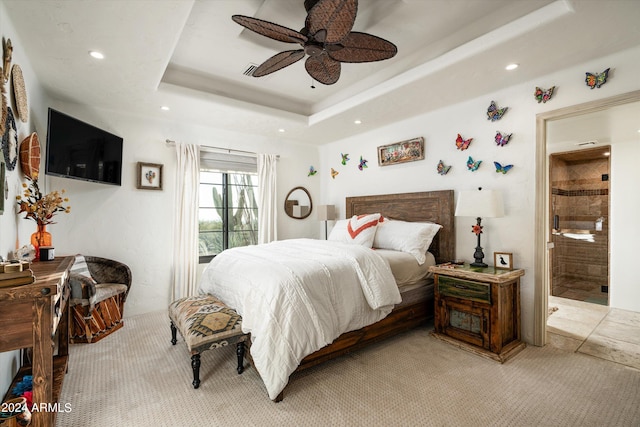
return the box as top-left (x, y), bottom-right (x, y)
top-left (551, 277), bottom-right (608, 305)
top-left (547, 295), bottom-right (640, 370)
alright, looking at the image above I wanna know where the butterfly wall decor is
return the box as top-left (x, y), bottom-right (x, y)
top-left (455, 134), bottom-right (473, 151)
top-left (437, 160), bottom-right (451, 176)
top-left (585, 68), bottom-right (610, 89)
top-left (494, 161), bottom-right (514, 174)
top-left (308, 166), bottom-right (317, 176)
top-left (331, 168), bottom-right (339, 179)
top-left (495, 131), bottom-right (512, 147)
top-left (341, 153), bottom-right (349, 165)
top-left (466, 156), bottom-right (481, 172)
top-left (358, 156), bottom-right (368, 171)
top-left (487, 101), bottom-right (508, 121)
top-left (534, 86), bottom-right (555, 103)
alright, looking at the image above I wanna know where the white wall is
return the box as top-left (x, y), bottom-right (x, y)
top-left (319, 45), bottom-right (640, 344)
top-left (610, 138), bottom-right (640, 310)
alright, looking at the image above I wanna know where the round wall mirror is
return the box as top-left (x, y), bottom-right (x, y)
top-left (284, 187), bottom-right (313, 219)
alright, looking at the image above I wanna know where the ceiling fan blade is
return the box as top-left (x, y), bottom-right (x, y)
top-left (328, 32), bottom-right (397, 63)
top-left (305, 55), bottom-right (341, 85)
top-left (253, 50), bottom-right (306, 77)
top-left (232, 15), bottom-right (307, 44)
top-left (304, 0), bottom-right (320, 12)
top-left (305, 0), bottom-right (357, 44)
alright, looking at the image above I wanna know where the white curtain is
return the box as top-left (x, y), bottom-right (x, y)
top-left (258, 153), bottom-right (278, 244)
top-left (171, 142), bottom-right (200, 300)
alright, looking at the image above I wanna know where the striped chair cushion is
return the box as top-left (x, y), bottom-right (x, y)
top-left (70, 255), bottom-right (98, 304)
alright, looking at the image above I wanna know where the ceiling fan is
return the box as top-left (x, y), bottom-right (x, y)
top-left (232, 0), bottom-right (397, 85)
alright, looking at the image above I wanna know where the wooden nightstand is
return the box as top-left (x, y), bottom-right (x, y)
top-left (428, 263), bottom-right (526, 363)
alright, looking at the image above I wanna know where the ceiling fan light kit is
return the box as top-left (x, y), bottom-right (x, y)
top-left (232, 0), bottom-right (397, 85)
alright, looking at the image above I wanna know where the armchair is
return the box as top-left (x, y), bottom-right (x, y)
top-left (69, 255), bottom-right (132, 343)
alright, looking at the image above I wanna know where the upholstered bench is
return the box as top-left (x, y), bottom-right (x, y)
top-left (168, 294), bottom-right (249, 389)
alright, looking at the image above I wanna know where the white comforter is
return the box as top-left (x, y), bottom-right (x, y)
top-left (198, 238), bottom-right (400, 400)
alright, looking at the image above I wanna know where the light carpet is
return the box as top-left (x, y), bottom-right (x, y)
top-left (57, 310), bottom-right (640, 426)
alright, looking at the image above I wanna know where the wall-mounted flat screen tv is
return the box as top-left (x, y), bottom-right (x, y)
top-left (45, 108), bottom-right (123, 186)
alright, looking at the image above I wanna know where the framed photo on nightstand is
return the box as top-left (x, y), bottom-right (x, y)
top-left (494, 252), bottom-right (513, 270)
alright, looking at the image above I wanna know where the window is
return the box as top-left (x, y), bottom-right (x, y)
top-left (198, 151), bottom-right (259, 263)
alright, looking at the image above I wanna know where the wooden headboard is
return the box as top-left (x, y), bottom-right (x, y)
top-left (345, 190), bottom-right (455, 264)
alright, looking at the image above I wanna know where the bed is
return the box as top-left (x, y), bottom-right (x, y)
top-left (199, 190), bottom-right (455, 401)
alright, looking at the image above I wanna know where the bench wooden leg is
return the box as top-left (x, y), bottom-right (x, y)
top-left (170, 321), bottom-right (177, 345)
top-left (191, 354), bottom-right (201, 389)
top-left (236, 342), bottom-right (245, 374)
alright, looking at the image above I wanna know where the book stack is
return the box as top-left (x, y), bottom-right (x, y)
top-left (0, 261), bottom-right (35, 288)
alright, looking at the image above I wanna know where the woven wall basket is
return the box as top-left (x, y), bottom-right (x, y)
top-left (12, 64), bottom-right (28, 123)
top-left (19, 132), bottom-right (40, 179)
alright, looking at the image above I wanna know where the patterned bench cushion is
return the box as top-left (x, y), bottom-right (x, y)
top-left (168, 295), bottom-right (247, 355)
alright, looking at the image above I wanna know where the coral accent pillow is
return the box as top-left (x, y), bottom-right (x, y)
top-left (373, 219), bottom-right (442, 265)
top-left (328, 213), bottom-right (382, 247)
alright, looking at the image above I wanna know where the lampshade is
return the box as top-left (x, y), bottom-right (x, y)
top-left (317, 205), bottom-right (336, 221)
top-left (455, 189), bottom-right (504, 218)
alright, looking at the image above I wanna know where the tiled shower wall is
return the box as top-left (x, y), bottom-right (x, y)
top-left (550, 156), bottom-right (609, 296)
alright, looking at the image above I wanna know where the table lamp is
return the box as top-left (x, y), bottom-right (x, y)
top-left (455, 188), bottom-right (504, 267)
top-left (317, 205), bottom-right (336, 240)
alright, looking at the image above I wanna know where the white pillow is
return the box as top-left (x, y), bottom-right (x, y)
top-left (373, 219), bottom-right (442, 264)
top-left (328, 213), bottom-right (382, 248)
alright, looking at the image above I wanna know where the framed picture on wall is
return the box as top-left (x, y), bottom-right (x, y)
top-left (137, 162), bottom-right (163, 190)
top-left (494, 252), bottom-right (513, 270)
top-left (377, 137), bottom-right (425, 166)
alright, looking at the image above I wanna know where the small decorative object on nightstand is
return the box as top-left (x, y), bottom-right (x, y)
top-left (494, 252), bottom-right (513, 270)
top-left (429, 263), bottom-right (525, 363)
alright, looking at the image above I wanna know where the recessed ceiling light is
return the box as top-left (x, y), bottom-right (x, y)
top-left (278, 128), bottom-right (285, 133)
top-left (505, 63), bottom-right (519, 71)
top-left (354, 120), bottom-right (362, 124)
top-left (160, 106), bottom-right (170, 111)
top-left (89, 50), bottom-right (104, 59)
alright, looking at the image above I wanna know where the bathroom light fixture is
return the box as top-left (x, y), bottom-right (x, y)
top-left (89, 50), bottom-right (104, 59)
top-left (505, 63), bottom-right (519, 71)
top-left (160, 106), bottom-right (170, 111)
top-left (278, 128), bottom-right (285, 133)
top-left (455, 187), bottom-right (504, 268)
top-left (354, 120), bottom-right (362, 125)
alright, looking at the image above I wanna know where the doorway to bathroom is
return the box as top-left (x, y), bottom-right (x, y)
top-left (533, 90), bottom-right (640, 347)
top-left (549, 146), bottom-right (610, 305)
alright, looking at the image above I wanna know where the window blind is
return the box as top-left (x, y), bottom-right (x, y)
top-left (200, 151), bottom-right (257, 173)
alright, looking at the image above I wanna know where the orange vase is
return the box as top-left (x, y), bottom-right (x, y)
top-left (31, 223), bottom-right (52, 260)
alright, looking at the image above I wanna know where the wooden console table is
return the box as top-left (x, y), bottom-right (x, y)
top-left (0, 256), bottom-right (73, 427)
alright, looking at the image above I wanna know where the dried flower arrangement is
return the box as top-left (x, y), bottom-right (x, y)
top-left (16, 176), bottom-right (70, 226)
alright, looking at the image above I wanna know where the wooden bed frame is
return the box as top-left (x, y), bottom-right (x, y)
top-left (275, 190), bottom-right (455, 401)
